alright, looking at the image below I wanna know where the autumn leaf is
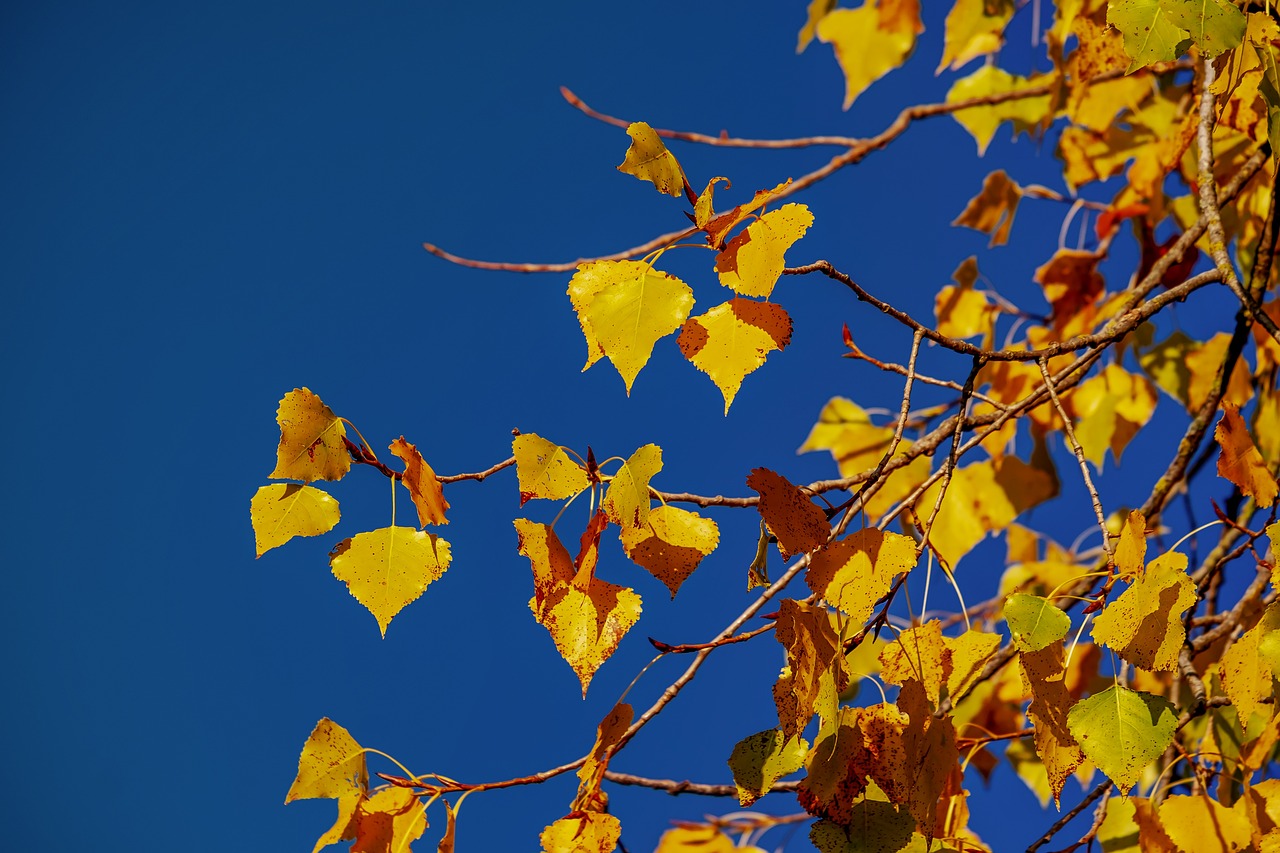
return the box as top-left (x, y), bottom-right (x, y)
top-left (619, 504), bottom-right (719, 597)
top-left (329, 527), bottom-right (452, 637)
top-left (1216, 402), bottom-right (1279, 507)
top-left (1004, 593), bottom-right (1071, 652)
top-left (572, 702), bottom-right (632, 813)
top-left (773, 598), bottom-right (849, 738)
top-left (953, 170), bottom-right (1022, 246)
top-left (1106, 0), bottom-right (1190, 72)
top-left (1067, 685), bottom-right (1177, 792)
top-left (616, 121), bottom-right (685, 197)
top-left (693, 176), bottom-right (730, 229)
top-left (286, 718), bottom-right (368, 803)
top-left (947, 65), bottom-right (1053, 155)
top-left (797, 0), bottom-right (837, 53)
top-left (1020, 642), bottom-right (1086, 805)
top-left (880, 621), bottom-right (947, 706)
top-left (251, 483), bottom-right (340, 557)
top-left (806, 528), bottom-right (916, 624)
top-left (311, 794), bottom-right (361, 853)
top-left (810, 805), bottom-right (914, 853)
top-left (728, 728), bottom-right (808, 806)
top-left (513, 433), bottom-right (589, 506)
top-left (540, 812), bottom-right (621, 853)
top-left (944, 628), bottom-right (1001, 701)
top-left (654, 826), bottom-right (739, 853)
top-left (939, 0), bottom-right (1014, 72)
top-left (602, 443), bottom-right (662, 529)
top-left (714, 203), bottom-right (813, 298)
top-left (934, 260), bottom-right (995, 341)
top-left (270, 388), bottom-right (351, 482)
top-left (1160, 794), bottom-right (1252, 853)
top-left (1069, 364), bottom-right (1158, 468)
top-left (436, 800), bottom-right (456, 853)
top-left (678, 300), bottom-right (792, 413)
top-left (389, 437), bottom-right (449, 527)
top-left (748, 468), bottom-right (830, 559)
top-left (1219, 601), bottom-right (1280, 725)
top-left (1034, 249), bottom-right (1105, 332)
top-left (351, 787), bottom-right (427, 853)
top-left (1091, 550), bottom-right (1196, 671)
top-left (816, 1), bottom-right (921, 110)
top-left (1114, 509), bottom-right (1148, 581)
top-left (702, 180), bottom-right (793, 249)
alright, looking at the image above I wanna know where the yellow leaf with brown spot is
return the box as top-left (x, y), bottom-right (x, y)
top-left (702, 180), bottom-right (793, 249)
top-left (1219, 602), bottom-right (1280, 725)
top-left (945, 628), bottom-right (1001, 701)
top-left (602, 443), bottom-right (661, 529)
top-left (728, 728), bottom-right (808, 807)
top-left (1034, 249), bottom-right (1105, 332)
top-left (351, 787), bottom-right (427, 853)
top-left (880, 621), bottom-right (947, 706)
top-left (679, 300), bottom-right (792, 413)
top-left (1019, 643), bottom-right (1085, 805)
top-left (270, 388), bottom-right (350, 482)
top-left (1068, 74), bottom-right (1151, 132)
top-left (797, 0), bottom-right (837, 53)
top-left (939, 0), bottom-right (1014, 72)
top-left (513, 433), bottom-right (589, 506)
top-left (773, 599), bottom-right (849, 738)
top-left (540, 812), bottom-right (621, 853)
top-left (329, 527), bottom-right (451, 637)
top-left (1216, 403), bottom-right (1279, 508)
top-left (616, 122), bottom-right (684, 197)
top-left (435, 800), bottom-right (456, 853)
top-left (251, 483), bottom-right (340, 557)
top-left (715, 203), bottom-right (813, 298)
top-left (311, 794), bottom-right (361, 853)
top-left (1057, 123), bottom-right (1151, 189)
top-left (619, 504), bottom-right (718, 597)
top-left (389, 437), bottom-right (449, 527)
top-left (693, 176), bottom-right (730, 229)
top-left (1159, 794), bottom-right (1252, 853)
top-left (286, 718), bottom-right (368, 802)
top-left (947, 65), bottom-right (1054, 155)
top-left (817, 2), bottom-right (920, 110)
top-left (1114, 510), bottom-right (1148, 582)
top-left (748, 467), bottom-right (830, 559)
top-left (806, 528), bottom-right (916, 624)
top-left (1091, 551), bottom-right (1196, 671)
top-left (572, 702), bottom-right (632, 813)
top-left (953, 171), bottom-right (1022, 246)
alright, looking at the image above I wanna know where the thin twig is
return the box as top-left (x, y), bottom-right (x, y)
top-left (600, 770), bottom-right (800, 796)
top-left (1025, 780), bottom-right (1111, 853)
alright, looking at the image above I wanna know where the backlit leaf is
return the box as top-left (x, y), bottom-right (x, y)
top-left (797, 0), bottom-right (837, 53)
top-left (702, 180), bottom-right (792, 250)
top-left (1165, 0), bottom-right (1246, 59)
top-left (539, 812), bottom-right (621, 853)
top-left (947, 66), bottom-right (1053, 155)
top-left (952, 170), bottom-right (1021, 246)
top-left (773, 598), bottom-right (849, 738)
top-left (806, 528), bottom-right (916, 624)
top-left (573, 702), bottom-right (632, 813)
top-left (286, 718), bottom-right (368, 803)
top-left (748, 467), bottom-right (830, 559)
top-left (817, 2), bottom-right (920, 110)
top-left (602, 443), bottom-right (662, 529)
top-left (1091, 551), bottom-right (1196, 671)
top-left (1070, 364), bottom-right (1158, 467)
top-left (880, 621), bottom-right (947, 706)
top-left (1114, 510), bottom-right (1148, 581)
top-left (568, 261), bottom-right (641, 369)
top-left (939, 0), bottom-right (1014, 72)
top-left (1034, 249), bottom-right (1105, 332)
top-left (351, 787), bottom-right (427, 853)
top-left (617, 122), bottom-right (684, 197)
top-left (251, 483), bottom-right (340, 557)
top-left (311, 794), bottom-right (361, 853)
top-left (1160, 794), bottom-right (1252, 853)
top-left (935, 276), bottom-right (994, 342)
top-left (810, 806), bottom-right (914, 853)
top-left (618, 504), bottom-right (718, 597)
top-left (270, 388), bottom-right (351, 482)
top-left (714, 203), bottom-right (813, 298)
top-left (513, 433), bottom-right (589, 506)
top-left (679, 300), bottom-right (792, 413)
top-left (1066, 685), bottom-right (1177, 792)
top-left (1219, 602), bottom-right (1280, 724)
top-left (728, 727), bottom-right (808, 806)
top-left (1020, 642), bottom-right (1086, 805)
top-left (1216, 402), bottom-right (1278, 507)
top-left (389, 437), bottom-right (449, 527)
top-left (655, 825), bottom-right (737, 853)
top-left (1005, 593), bottom-right (1071, 652)
top-left (693, 176), bottom-right (730, 229)
top-left (1107, 0), bottom-right (1190, 72)
top-left (944, 628), bottom-right (1001, 701)
top-left (329, 527), bottom-right (451, 637)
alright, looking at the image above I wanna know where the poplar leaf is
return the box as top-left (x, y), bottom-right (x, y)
top-left (1216, 403), bottom-right (1278, 507)
top-left (806, 528), bottom-right (916, 624)
top-left (567, 261), bottom-right (643, 369)
top-left (1034, 249), bottom-right (1105, 332)
top-left (251, 483), bottom-right (340, 557)
top-left (798, 0), bottom-right (837, 52)
top-left (748, 467), bottom-right (830, 559)
top-left (702, 180), bottom-right (793, 250)
top-left (880, 621), bottom-right (947, 706)
top-left (540, 812), bottom-right (621, 853)
top-left (655, 826), bottom-right (737, 853)
top-left (934, 275), bottom-right (994, 341)
top-left (1107, 0), bottom-right (1190, 72)
top-left (1114, 510), bottom-right (1148, 581)
top-left (1005, 593), bottom-right (1071, 652)
top-left (573, 702), bottom-right (632, 813)
top-left (1066, 685), bottom-right (1177, 792)
top-left (270, 388), bottom-right (351, 482)
top-left (1069, 364), bottom-right (1158, 467)
top-left (513, 433), bottom-right (589, 506)
top-left (1165, 0), bottom-right (1246, 59)
top-left (351, 788), bottom-right (427, 853)
top-left (939, 0), bottom-right (1015, 72)
top-left (389, 437), bottom-right (449, 527)
top-left (1270, 522), bottom-right (1280, 593)
top-left (286, 718), bottom-right (368, 802)
top-left (947, 66), bottom-right (1053, 155)
top-left (602, 443), bottom-right (662, 529)
top-left (679, 300), bottom-right (792, 414)
top-left (817, 2), bottom-right (920, 110)
top-left (728, 728), bottom-right (808, 806)
top-left (773, 599), bottom-right (849, 738)
top-left (312, 794), bottom-right (361, 853)
top-left (617, 122), bottom-right (684, 197)
top-left (436, 800), bottom-right (456, 853)
top-left (619, 504), bottom-right (718, 597)
top-left (693, 176), bottom-right (730, 229)
top-left (809, 806), bottom-right (914, 853)
top-left (1159, 794), bottom-right (1252, 853)
top-left (1091, 551), bottom-right (1196, 671)
top-left (1219, 602), bottom-right (1280, 724)
top-left (1020, 643), bottom-right (1086, 805)
top-left (944, 628), bottom-right (1001, 701)
top-left (714, 203), bottom-right (813, 298)
top-left (329, 527), bottom-right (451, 637)
top-left (952, 170), bottom-right (1021, 246)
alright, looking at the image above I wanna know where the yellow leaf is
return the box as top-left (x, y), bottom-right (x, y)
top-left (1091, 551), bottom-right (1196, 671)
top-left (351, 787), bottom-right (427, 853)
top-left (693, 176), bottom-right (730, 229)
top-left (1216, 403), bottom-right (1279, 508)
top-left (1019, 643), bottom-right (1086, 805)
top-left (797, 0), bottom-right (837, 53)
top-left (935, 281), bottom-right (994, 342)
top-left (952, 171), bottom-right (1022, 246)
top-left (1187, 332), bottom-right (1254, 411)
top-left (514, 518), bottom-right (575, 610)
top-left (572, 702), bottom-right (633, 813)
top-left (939, 0), bottom-right (1014, 72)
top-left (773, 599), bottom-right (850, 738)
top-left (679, 300), bottom-right (792, 413)
top-left (702, 180), bottom-right (793, 249)
top-left (329, 527), bottom-right (451, 637)
top-left (880, 620), bottom-right (947, 705)
top-left (540, 812), bottom-right (621, 853)
top-left (1114, 509), bottom-right (1147, 582)
top-left (1068, 7), bottom-right (1132, 82)
top-left (579, 263), bottom-right (695, 393)
top-left (1159, 794), bottom-right (1252, 853)
top-left (567, 261), bottom-right (643, 369)
top-left (945, 628), bottom-right (1002, 701)
top-left (270, 388), bottom-right (350, 482)
top-left (817, 2), bottom-right (920, 110)
top-left (747, 467), bottom-right (830, 559)
top-left (1034, 249), bottom-right (1105, 332)
top-left (312, 794), bottom-right (362, 853)
top-left (1068, 74), bottom-right (1151, 132)
top-left (286, 718), bottom-right (368, 803)
top-left (513, 433), bottom-right (589, 506)
top-left (616, 122), bottom-right (684, 197)
top-left (251, 483), bottom-right (340, 558)
top-left (602, 444), bottom-right (662, 529)
top-left (947, 65), bottom-right (1054, 155)
top-left (714, 203), bottom-right (813, 298)
top-left (389, 437), bottom-right (449, 527)
top-left (1069, 363), bottom-right (1158, 467)
top-left (655, 825), bottom-right (737, 853)
top-left (1219, 602), bottom-right (1280, 725)
top-left (619, 504), bottom-right (719, 597)
top-left (806, 527), bottom-right (916, 624)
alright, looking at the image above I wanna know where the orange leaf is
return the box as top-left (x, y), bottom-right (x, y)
top-left (572, 702), bottom-right (633, 813)
top-left (1216, 403), bottom-right (1278, 508)
top-left (619, 505), bottom-right (718, 597)
top-left (389, 437), bottom-right (450, 527)
top-left (539, 812), bottom-right (621, 853)
top-left (1034, 249), bottom-right (1105, 332)
top-left (952, 169), bottom-right (1021, 246)
top-left (773, 599), bottom-right (849, 738)
top-left (351, 788), bottom-right (427, 853)
top-left (1019, 643), bottom-right (1085, 805)
top-left (702, 180), bottom-right (792, 249)
top-left (747, 468), bottom-right (830, 559)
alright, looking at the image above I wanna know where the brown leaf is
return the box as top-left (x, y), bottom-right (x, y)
top-left (747, 468), bottom-right (830, 559)
top-left (389, 437), bottom-right (450, 527)
top-left (1216, 403), bottom-right (1278, 507)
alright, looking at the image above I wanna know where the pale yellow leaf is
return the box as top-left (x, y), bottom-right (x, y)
top-left (948, 66), bottom-right (1054, 156)
top-left (679, 300), bottom-right (792, 413)
top-left (655, 825), bottom-right (738, 853)
top-left (939, 0), bottom-right (1014, 72)
top-left (581, 264), bottom-right (695, 393)
top-left (817, 3), bottom-right (920, 110)
top-left (329, 527), bottom-right (451, 637)
top-left (251, 483), bottom-right (340, 557)
top-left (270, 388), bottom-right (350, 482)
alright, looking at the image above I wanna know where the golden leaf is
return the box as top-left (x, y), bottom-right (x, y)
top-left (1069, 363), bottom-right (1158, 467)
top-left (251, 483), bottom-right (340, 558)
top-left (616, 122), bottom-right (684, 197)
top-left (1034, 249), bottom-right (1105, 332)
top-left (311, 794), bottom-right (361, 853)
top-left (747, 467), bottom-right (830, 559)
top-left (1159, 794), bottom-right (1252, 853)
top-left (619, 504), bottom-right (719, 597)
top-left (817, 2), bottom-right (920, 110)
top-left (947, 65), bottom-right (1054, 155)
top-left (935, 279), bottom-right (995, 341)
top-left (678, 300), bottom-right (792, 414)
top-left (1114, 509), bottom-right (1147, 582)
top-left (939, 0), bottom-right (1014, 72)
top-left (513, 433), bottom-right (589, 506)
top-left (602, 444), bottom-right (662, 530)
top-left (880, 621), bottom-right (948, 706)
top-left (1019, 643), bottom-right (1086, 805)
top-left (270, 388), bottom-right (350, 482)
top-left (572, 702), bottom-right (633, 813)
top-left (806, 528), bottom-right (916, 624)
top-left (952, 171), bottom-right (1022, 246)
top-left (1216, 402), bottom-right (1279, 508)
top-left (702, 180), bottom-right (793, 249)
top-left (1219, 602), bottom-right (1280, 725)
top-left (1068, 74), bottom-right (1151, 132)
top-left (655, 825), bottom-right (738, 853)
top-left (389, 437), bottom-right (449, 527)
top-left (714, 203), bottom-right (813, 298)
top-left (693, 176), bottom-right (730, 229)
top-left (773, 599), bottom-right (849, 739)
top-left (1091, 551), bottom-right (1197, 671)
top-left (945, 629), bottom-right (1001, 701)
top-left (351, 788), bottom-right (427, 853)
top-left (797, 0), bottom-right (837, 53)
top-left (539, 812), bottom-right (621, 853)
top-left (329, 527), bottom-right (451, 637)
top-left (286, 718), bottom-right (368, 803)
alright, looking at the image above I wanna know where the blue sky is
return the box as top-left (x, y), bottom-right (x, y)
top-left (2, 2), bottom-right (1247, 851)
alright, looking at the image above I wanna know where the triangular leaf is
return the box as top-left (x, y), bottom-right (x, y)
top-left (728, 728), bottom-right (808, 806)
top-left (714, 203), bottom-right (813, 298)
top-left (270, 388), bottom-right (351, 482)
top-left (329, 527), bottom-right (451, 637)
top-left (747, 467), bottom-right (830, 559)
top-left (513, 433), bottom-right (589, 506)
top-left (616, 122), bottom-right (685, 197)
top-left (1005, 593), bottom-right (1071, 652)
top-left (806, 528), bottom-right (916, 624)
top-left (251, 483), bottom-right (340, 557)
top-left (602, 444), bottom-right (662, 529)
top-left (1066, 685), bottom-right (1177, 792)
top-left (1091, 551), bottom-right (1197, 671)
top-left (679, 300), bottom-right (792, 413)
top-left (286, 718), bottom-right (368, 803)
top-left (618, 504), bottom-right (718, 597)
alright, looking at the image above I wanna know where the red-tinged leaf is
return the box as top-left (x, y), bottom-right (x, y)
top-left (747, 468), bottom-right (830, 559)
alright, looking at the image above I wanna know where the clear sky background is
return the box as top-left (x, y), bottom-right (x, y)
top-left (2, 2), bottom-right (1247, 851)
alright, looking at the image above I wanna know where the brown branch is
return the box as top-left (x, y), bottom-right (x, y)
top-left (601, 770), bottom-right (800, 796)
top-left (378, 756), bottom-right (585, 794)
top-left (1025, 780), bottom-right (1111, 853)
top-left (1047, 786), bottom-right (1112, 853)
top-left (421, 226), bottom-right (698, 274)
top-left (647, 622), bottom-right (775, 654)
top-left (438, 456), bottom-right (516, 484)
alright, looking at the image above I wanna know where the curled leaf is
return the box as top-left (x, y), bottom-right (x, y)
top-left (389, 437), bottom-right (449, 526)
top-left (617, 122), bottom-right (685, 197)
